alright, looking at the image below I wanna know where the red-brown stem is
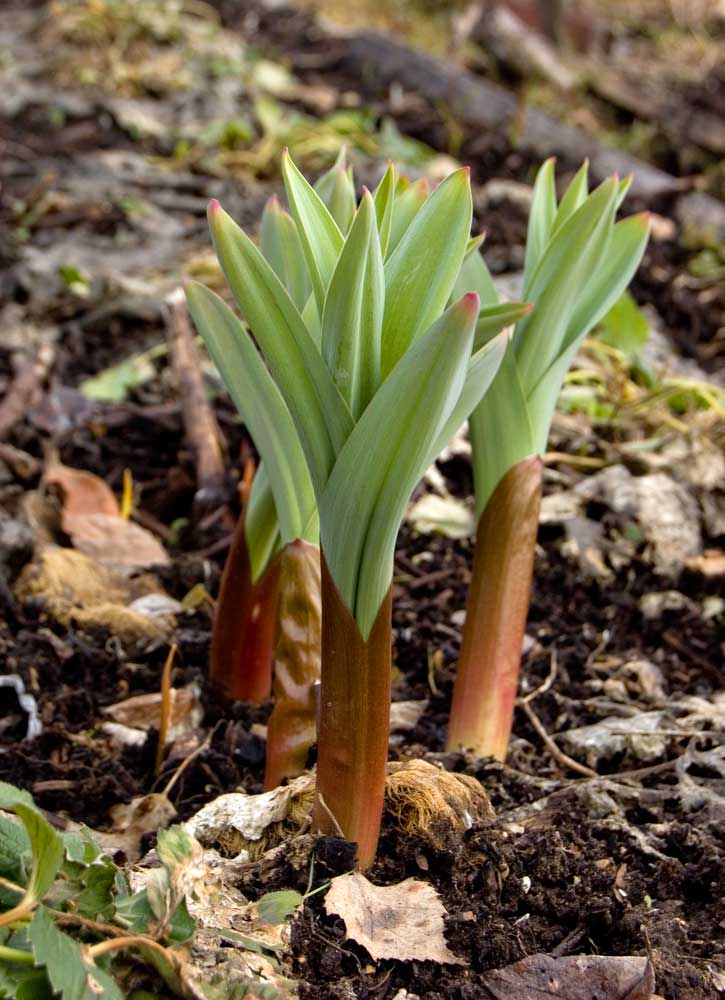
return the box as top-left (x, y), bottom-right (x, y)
top-left (210, 511), bottom-right (281, 702)
top-left (446, 455), bottom-right (543, 761)
top-left (313, 555), bottom-right (392, 870)
top-left (264, 540), bottom-right (321, 790)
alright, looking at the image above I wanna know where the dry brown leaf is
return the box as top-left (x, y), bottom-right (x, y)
top-left (477, 953), bottom-right (655, 999)
top-left (102, 683), bottom-right (203, 743)
top-left (99, 792), bottom-right (177, 862)
top-left (45, 459), bottom-right (120, 525)
top-left (324, 871), bottom-right (464, 965)
top-left (66, 511), bottom-right (169, 569)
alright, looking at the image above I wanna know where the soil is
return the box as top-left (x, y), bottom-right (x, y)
top-left (0, 2), bottom-right (723, 998)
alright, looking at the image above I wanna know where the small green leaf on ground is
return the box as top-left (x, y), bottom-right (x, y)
top-left (256, 889), bottom-right (303, 925)
top-left (595, 290), bottom-right (649, 358)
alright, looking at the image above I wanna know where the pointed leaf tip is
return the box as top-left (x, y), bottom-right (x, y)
top-left (208, 198), bottom-right (221, 217)
top-left (460, 291), bottom-right (480, 315)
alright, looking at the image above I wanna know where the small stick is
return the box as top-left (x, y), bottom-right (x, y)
top-left (519, 700), bottom-right (598, 778)
top-left (163, 287), bottom-right (226, 511)
top-left (0, 343), bottom-right (55, 439)
top-left (155, 644), bottom-right (176, 777)
top-left (517, 649), bottom-right (558, 705)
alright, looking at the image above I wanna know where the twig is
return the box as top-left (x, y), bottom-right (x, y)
top-left (159, 720), bottom-right (222, 797)
top-left (519, 700), bottom-right (598, 778)
top-left (163, 287), bottom-right (226, 511)
top-left (87, 934), bottom-right (174, 963)
top-left (517, 649), bottom-right (558, 705)
top-left (0, 343), bottom-right (55, 439)
top-left (314, 792), bottom-right (344, 838)
top-left (48, 909), bottom-right (128, 939)
top-left (155, 644), bottom-right (177, 777)
top-left (543, 450), bottom-right (606, 469)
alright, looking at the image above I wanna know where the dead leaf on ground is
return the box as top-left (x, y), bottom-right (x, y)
top-left (407, 493), bottom-right (475, 539)
top-left (477, 953), bottom-right (656, 999)
top-left (44, 457), bottom-right (169, 569)
top-left (45, 457), bottom-right (120, 522)
top-left (66, 511), bottom-right (169, 569)
top-left (185, 773), bottom-right (315, 860)
top-left (389, 700), bottom-right (429, 733)
top-left (102, 682), bottom-right (203, 746)
top-left (100, 792), bottom-right (177, 862)
top-left (324, 871), bottom-right (464, 965)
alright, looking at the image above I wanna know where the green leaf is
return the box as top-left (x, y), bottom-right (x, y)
top-left (385, 176), bottom-right (429, 258)
top-left (0, 965), bottom-right (49, 1000)
top-left (563, 213), bottom-right (651, 351)
top-left (186, 281), bottom-right (317, 541)
top-left (256, 889), bottom-right (303, 925)
top-left (202, 208), bottom-right (354, 490)
top-left (314, 161), bottom-right (357, 235)
top-left (373, 161), bottom-right (396, 257)
top-left (381, 168), bottom-right (472, 376)
top-left (469, 340), bottom-right (535, 514)
top-left (321, 191), bottom-right (384, 417)
top-left (451, 247), bottom-right (498, 308)
top-left (515, 176), bottom-right (619, 390)
top-left (29, 907), bottom-right (124, 1000)
top-left (595, 290), bottom-right (649, 358)
top-left (16, 971), bottom-right (54, 1000)
top-left (321, 293), bottom-right (479, 637)
top-left (79, 351), bottom-right (157, 402)
top-left (259, 196), bottom-right (311, 312)
top-left (551, 160), bottom-right (588, 235)
top-left (281, 149), bottom-right (344, 314)
top-left (523, 157), bottom-right (556, 286)
top-left (76, 861), bottom-right (117, 922)
top-left (0, 815), bottom-right (30, 885)
top-left (427, 333), bottom-right (509, 465)
top-left (114, 889), bottom-right (155, 934)
top-left (244, 467), bottom-right (283, 584)
top-left (473, 302), bottom-right (532, 351)
top-left (0, 784), bottom-right (64, 906)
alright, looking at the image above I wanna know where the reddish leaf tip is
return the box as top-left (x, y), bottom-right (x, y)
top-left (464, 165), bottom-right (471, 177)
top-left (207, 198), bottom-right (221, 217)
top-left (460, 291), bottom-right (480, 314)
top-left (361, 185), bottom-right (370, 195)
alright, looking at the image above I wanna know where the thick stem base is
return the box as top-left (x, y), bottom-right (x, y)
top-left (313, 555), bottom-right (392, 870)
top-left (447, 455), bottom-right (543, 760)
top-left (210, 511), bottom-right (281, 703)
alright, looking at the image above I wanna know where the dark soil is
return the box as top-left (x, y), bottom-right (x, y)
top-left (0, 2), bottom-right (723, 998)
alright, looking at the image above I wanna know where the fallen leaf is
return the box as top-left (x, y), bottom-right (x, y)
top-left (100, 792), bottom-right (177, 862)
top-left (185, 773), bottom-right (315, 859)
top-left (102, 683), bottom-right (203, 745)
top-left (477, 953), bottom-right (655, 999)
top-left (66, 512), bottom-right (169, 569)
top-left (45, 459), bottom-right (120, 523)
top-left (44, 457), bottom-right (168, 569)
top-left (407, 493), bottom-right (475, 539)
top-left (324, 871), bottom-right (464, 965)
top-left (389, 700), bottom-right (429, 733)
